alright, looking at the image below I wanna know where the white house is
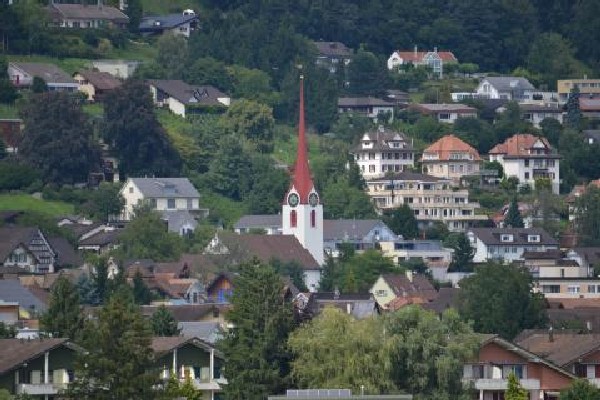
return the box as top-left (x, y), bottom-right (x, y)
top-left (119, 177), bottom-right (206, 235)
top-left (352, 126), bottom-right (415, 179)
top-left (421, 134), bottom-right (482, 181)
top-left (489, 134), bottom-right (561, 194)
top-left (411, 103), bottom-right (477, 123)
top-left (91, 59), bottom-right (141, 79)
top-left (147, 80), bottom-right (230, 118)
top-left (475, 77), bottom-right (535, 101)
top-left (337, 97), bottom-right (395, 121)
top-left (515, 104), bottom-right (564, 128)
top-left (138, 11), bottom-right (199, 38)
top-left (387, 47), bottom-right (457, 77)
top-left (8, 62), bottom-right (78, 92)
top-left (0, 227), bottom-right (56, 274)
top-left (467, 227), bottom-right (559, 264)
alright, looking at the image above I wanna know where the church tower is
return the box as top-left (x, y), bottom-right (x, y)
top-left (282, 75), bottom-right (324, 266)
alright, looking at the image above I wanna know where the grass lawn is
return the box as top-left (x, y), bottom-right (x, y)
top-left (142, 0), bottom-right (202, 15)
top-left (0, 194), bottom-right (74, 216)
top-left (7, 55), bottom-right (92, 75)
top-left (0, 104), bottom-right (19, 119)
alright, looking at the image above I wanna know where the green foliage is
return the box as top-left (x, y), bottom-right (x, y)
top-left (505, 197), bottom-right (524, 228)
top-left (221, 99), bottom-right (275, 152)
top-left (31, 76), bottom-right (48, 93)
top-left (347, 48), bottom-right (388, 96)
top-left (0, 56), bottom-right (18, 104)
top-left (151, 305), bottom-right (180, 336)
top-left (126, 0), bottom-right (143, 32)
top-left (0, 322), bottom-right (16, 338)
top-left (69, 288), bottom-right (158, 399)
top-left (560, 379), bottom-right (600, 400)
top-left (0, 160), bottom-right (40, 191)
top-left (270, 259), bottom-right (308, 292)
top-left (218, 262), bottom-right (295, 400)
top-left (458, 263), bottom-right (547, 340)
top-left (19, 92), bottom-right (101, 184)
top-left (327, 249), bottom-right (397, 293)
top-left (40, 276), bottom-right (82, 339)
top-left (156, 33), bottom-right (188, 79)
top-left (575, 186), bottom-right (600, 246)
top-left (383, 204), bottom-right (419, 239)
top-left (289, 306), bottom-right (478, 398)
top-left (132, 271), bottom-right (153, 305)
top-left (104, 80), bottom-right (182, 177)
top-left (116, 209), bottom-right (184, 261)
top-left (322, 179), bottom-right (376, 219)
top-left (79, 182), bottom-right (124, 222)
top-left (566, 86), bottom-right (582, 131)
top-left (506, 372), bottom-right (528, 400)
top-left (446, 233), bottom-right (475, 273)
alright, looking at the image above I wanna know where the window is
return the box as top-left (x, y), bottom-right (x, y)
top-left (568, 285), bottom-right (581, 294)
top-left (129, 187), bottom-right (134, 193)
top-left (439, 113), bottom-right (450, 120)
top-left (527, 235), bottom-right (540, 243)
top-left (542, 285), bottom-right (560, 293)
top-left (574, 363), bottom-right (587, 378)
top-left (500, 234), bottom-right (513, 242)
top-left (588, 285), bottom-right (598, 294)
top-left (187, 199), bottom-right (193, 209)
top-left (290, 210), bottom-right (297, 228)
top-left (369, 165), bottom-right (376, 173)
top-left (375, 289), bottom-right (388, 297)
top-left (524, 172), bottom-right (530, 180)
top-left (167, 198), bottom-right (176, 209)
top-left (310, 210), bottom-right (316, 228)
top-left (524, 159), bottom-right (529, 167)
top-left (150, 198), bottom-right (157, 209)
top-left (560, 268), bottom-right (565, 278)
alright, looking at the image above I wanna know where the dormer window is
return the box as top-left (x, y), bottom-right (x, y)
top-left (528, 234), bottom-right (540, 243)
top-left (501, 234), bottom-right (514, 243)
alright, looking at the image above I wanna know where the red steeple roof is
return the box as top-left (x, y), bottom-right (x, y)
top-left (289, 75), bottom-right (315, 203)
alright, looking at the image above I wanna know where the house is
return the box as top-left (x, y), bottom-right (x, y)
top-left (535, 277), bottom-right (600, 299)
top-left (234, 214), bottom-right (282, 235)
top-left (7, 62), bottom-right (78, 92)
top-left (514, 103), bottom-right (564, 128)
top-left (205, 273), bottom-right (234, 304)
top-left (205, 233), bottom-right (321, 291)
top-left (463, 334), bottom-right (574, 400)
top-left (366, 172), bottom-right (488, 232)
top-left (0, 338), bottom-right (82, 397)
top-left (421, 134), bottom-right (482, 180)
top-left (270, 390), bottom-right (412, 400)
top-left (566, 180), bottom-right (600, 222)
top-left (141, 303), bottom-right (230, 325)
top-left (351, 125), bottom-right (415, 179)
top-left (322, 219), bottom-right (396, 257)
top-left (583, 130), bottom-right (600, 145)
top-left (566, 247), bottom-right (600, 275)
top-left (91, 59), bottom-right (140, 79)
top-left (0, 280), bottom-right (47, 318)
top-left (0, 119), bottom-right (22, 154)
top-left (147, 79), bottom-right (230, 118)
top-left (489, 133), bottom-right (561, 194)
top-left (151, 337), bottom-right (225, 397)
top-left (378, 238), bottom-right (453, 266)
top-left (475, 77), bottom-right (536, 101)
top-left (385, 89), bottom-right (410, 106)
top-left (0, 227), bottom-right (56, 274)
top-left (46, 2), bottom-right (129, 29)
top-left (337, 97), bottom-right (395, 121)
top-left (178, 321), bottom-right (222, 344)
top-left (579, 97), bottom-right (600, 120)
top-left (410, 103), bottom-right (477, 123)
top-left (73, 70), bottom-right (122, 102)
top-left (139, 11), bottom-right (199, 38)
top-left (299, 292), bottom-right (381, 319)
top-left (119, 177), bottom-right (205, 234)
top-left (313, 41), bottom-right (353, 73)
top-left (370, 272), bottom-right (437, 310)
top-left (517, 249), bottom-right (588, 279)
top-left (47, 236), bottom-right (82, 269)
top-left (517, 331), bottom-right (600, 385)
top-left (467, 227), bottom-right (559, 264)
top-left (77, 228), bottom-right (121, 254)
top-left (387, 47), bottom-right (457, 77)
top-left (557, 79), bottom-right (600, 103)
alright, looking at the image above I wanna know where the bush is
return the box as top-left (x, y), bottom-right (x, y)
top-left (0, 161), bottom-right (40, 191)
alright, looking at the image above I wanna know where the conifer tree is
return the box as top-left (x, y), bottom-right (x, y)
top-left (448, 233), bottom-right (475, 272)
top-left (566, 85), bottom-right (582, 131)
top-left (151, 305), bottom-right (180, 336)
top-left (40, 276), bottom-right (82, 339)
top-left (505, 197), bottom-right (525, 228)
top-left (132, 271), bottom-right (153, 305)
top-left (506, 372), bottom-right (528, 400)
top-left (218, 262), bottom-right (295, 400)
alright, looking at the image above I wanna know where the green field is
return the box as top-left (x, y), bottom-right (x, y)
top-left (0, 104), bottom-right (19, 119)
top-left (141, 0), bottom-right (202, 15)
top-left (0, 194), bottom-right (74, 216)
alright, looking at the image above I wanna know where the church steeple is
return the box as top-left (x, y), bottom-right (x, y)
top-left (289, 74), bottom-right (316, 204)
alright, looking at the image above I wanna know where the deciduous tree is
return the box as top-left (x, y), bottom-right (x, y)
top-left (575, 186), bottom-right (600, 246)
top-left (383, 204), bottom-right (418, 239)
top-left (560, 379), bottom-right (600, 400)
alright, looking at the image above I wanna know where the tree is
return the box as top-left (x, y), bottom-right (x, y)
top-left (151, 305), bottom-right (180, 336)
top-left (346, 48), bottom-right (388, 96)
top-left (69, 288), bottom-right (158, 400)
top-left (76, 273), bottom-right (100, 305)
top-left (318, 255), bottom-right (337, 292)
top-left (185, 57), bottom-right (231, 91)
top-left (156, 33), bottom-right (188, 79)
top-left (117, 208), bottom-right (184, 261)
top-left (575, 186), bottom-right (600, 246)
top-left (505, 197), bottom-right (524, 228)
top-left (338, 250), bottom-right (396, 293)
top-left (506, 372), bottom-right (528, 400)
top-left (270, 259), bottom-right (308, 292)
top-left (383, 204), bottom-right (418, 239)
top-left (40, 276), bottom-right (82, 339)
top-left (0, 56), bottom-right (17, 104)
top-left (104, 80), bottom-right (182, 177)
top-left (0, 322), bottom-right (16, 338)
top-left (565, 86), bottom-right (582, 131)
top-left (132, 271), bottom-right (153, 305)
top-left (19, 92), bottom-right (101, 184)
top-left (220, 99), bottom-right (275, 152)
top-left (126, 0), bottom-right (143, 32)
top-left (560, 379), bottom-right (600, 400)
top-left (80, 182), bottom-right (124, 222)
top-left (539, 118), bottom-right (563, 147)
top-left (458, 263), bottom-right (547, 340)
top-left (31, 76), bottom-right (48, 93)
top-left (322, 179), bottom-right (376, 219)
top-left (218, 262), bottom-right (295, 400)
top-left (445, 233), bottom-right (475, 273)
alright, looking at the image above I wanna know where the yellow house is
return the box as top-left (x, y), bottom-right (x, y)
top-left (370, 272), bottom-right (437, 308)
top-left (557, 79), bottom-right (600, 103)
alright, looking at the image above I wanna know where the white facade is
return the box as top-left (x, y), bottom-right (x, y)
top-left (281, 189), bottom-right (324, 266)
top-left (91, 60), bottom-right (140, 79)
top-left (467, 229), bottom-right (559, 264)
top-left (489, 155), bottom-right (560, 194)
top-left (352, 128), bottom-right (415, 180)
top-left (120, 178), bottom-right (201, 220)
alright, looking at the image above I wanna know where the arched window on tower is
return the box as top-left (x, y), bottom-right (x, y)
top-left (310, 210), bottom-right (316, 228)
top-left (290, 210), bottom-right (297, 228)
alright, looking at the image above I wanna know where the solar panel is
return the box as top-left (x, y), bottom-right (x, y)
top-left (285, 389), bottom-right (353, 398)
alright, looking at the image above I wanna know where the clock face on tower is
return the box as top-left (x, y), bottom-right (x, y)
top-left (287, 193), bottom-right (299, 207)
top-left (308, 192), bottom-right (319, 207)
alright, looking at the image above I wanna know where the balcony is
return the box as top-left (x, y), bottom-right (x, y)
top-left (588, 378), bottom-right (600, 388)
top-left (17, 383), bottom-right (61, 395)
top-left (464, 378), bottom-right (540, 391)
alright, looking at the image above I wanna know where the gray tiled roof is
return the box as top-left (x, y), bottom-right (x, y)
top-left (10, 62), bottom-right (76, 85)
top-left (323, 219), bottom-right (388, 240)
top-left (139, 13), bottom-right (198, 31)
top-left (483, 77), bottom-right (535, 93)
top-left (338, 97), bottom-right (395, 107)
top-left (468, 227), bottom-right (558, 246)
top-left (147, 80), bottom-right (228, 105)
top-left (234, 214), bottom-right (281, 230)
top-left (161, 210), bottom-right (198, 233)
top-left (313, 41), bottom-right (353, 57)
top-left (130, 177), bottom-right (200, 198)
top-left (49, 3), bottom-right (128, 21)
top-left (365, 171), bottom-right (442, 182)
top-left (178, 321), bottom-right (222, 344)
top-left (0, 280), bottom-right (47, 312)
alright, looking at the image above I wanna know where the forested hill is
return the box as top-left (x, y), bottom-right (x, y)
top-left (193, 0), bottom-right (599, 76)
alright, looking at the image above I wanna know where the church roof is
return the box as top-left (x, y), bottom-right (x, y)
top-left (288, 76), bottom-right (316, 204)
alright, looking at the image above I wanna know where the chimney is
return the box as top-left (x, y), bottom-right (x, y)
top-left (414, 45), bottom-right (417, 58)
top-left (548, 326), bottom-right (554, 342)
